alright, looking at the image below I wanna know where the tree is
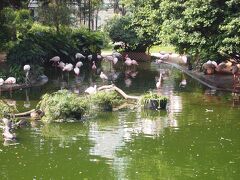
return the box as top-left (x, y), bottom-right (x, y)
top-left (37, 2), bottom-right (75, 32)
top-left (106, 0), bottom-right (161, 52)
top-left (159, 0), bottom-right (240, 62)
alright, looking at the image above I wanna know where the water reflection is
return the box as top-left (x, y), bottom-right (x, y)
top-left (0, 60), bottom-right (240, 179)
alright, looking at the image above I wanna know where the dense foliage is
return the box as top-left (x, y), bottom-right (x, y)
top-left (105, 4), bottom-right (160, 53)
top-left (0, 100), bottom-right (18, 118)
top-left (92, 91), bottom-right (123, 108)
top-left (117, 0), bottom-right (240, 62)
top-left (0, 8), bottom-right (33, 51)
top-left (140, 91), bottom-right (168, 110)
top-left (7, 24), bottom-right (105, 66)
top-left (37, 90), bottom-right (89, 122)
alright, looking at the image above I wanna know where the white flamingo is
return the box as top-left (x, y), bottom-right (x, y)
top-left (0, 78), bottom-right (4, 95)
top-left (5, 77), bottom-right (16, 84)
top-left (57, 61), bottom-right (65, 69)
top-left (88, 55), bottom-right (93, 61)
top-left (50, 56), bottom-right (60, 66)
top-left (23, 64), bottom-right (30, 72)
top-left (76, 61), bottom-right (83, 68)
top-left (23, 64), bottom-right (31, 84)
top-left (97, 54), bottom-right (102, 60)
top-left (84, 85), bottom-right (97, 94)
top-left (100, 72), bottom-right (108, 81)
top-left (0, 78), bottom-right (4, 86)
top-left (125, 57), bottom-right (132, 66)
top-left (74, 67), bottom-right (80, 76)
top-left (113, 57), bottom-right (118, 65)
top-left (156, 73), bottom-right (162, 89)
top-left (63, 63), bottom-right (73, 72)
top-left (179, 79), bottom-right (187, 87)
top-left (131, 59), bottom-right (139, 66)
top-left (63, 63), bottom-right (73, 81)
top-left (75, 53), bottom-right (85, 60)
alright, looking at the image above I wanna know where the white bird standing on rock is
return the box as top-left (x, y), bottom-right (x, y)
top-left (100, 72), bottom-right (108, 81)
top-left (75, 53), bottom-right (85, 60)
top-left (84, 85), bottom-right (97, 94)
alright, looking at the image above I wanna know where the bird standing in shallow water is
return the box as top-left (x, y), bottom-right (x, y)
top-left (92, 61), bottom-right (97, 71)
top-left (74, 66), bottom-right (80, 76)
top-left (50, 56), bottom-right (60, 66)
top-left (84, 85), bottom-right (97, 94)
top-left (100, 72), bottom-right (108, 81)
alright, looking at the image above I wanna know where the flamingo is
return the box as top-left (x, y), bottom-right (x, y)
top-left (63, 63), bottom-right (73, 72)
top-left (0, 78), bottom-right (4, 86)
top-left (113, 57), bottom-right (118, 65)
top-left (156, 74), bottom-right (162, 89)
top-left (74, 66), bottom-right (80, 76)
top-left (125, 56), bottom-right (132, 66)
top-left (50, 56), bottom-right (60, 66)
top-left (97, 54), bottom-right (102, 60)
top-left (112, 51), bottom-right (122, 59)
top-left (76, 61), bottom-right (83, 68)
top-left (23, 64), bottom-right (31, 84)
top-left (23, 64), bottom-right (30, 72)
top-left (100, 72), bottom-right (108, 81)
top-left (124, 78), bottom-right (132, 87)
top-left (179, 79), bottom-right (187, 87)
top-left (63, 63), bottom-right (73, 81)
top-left (57, 61), bottom-right (65, 69)
top-left (5, 77), bottom-right (16, 84)
top-left (88, 55), bottom-right (93, 61)
top-left (131, 59), bottom-right (139, 66)
top-left (75, 53), bottom-right (85, 60)
top-left (84, 85), bottom-right (97, 94)
top-left (92, 61), bottom-right (97, 70)
top-left (0, 78), bottom-right (4, 95)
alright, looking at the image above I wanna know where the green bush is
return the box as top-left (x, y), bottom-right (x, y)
top-left (91, 91), bottom-right (123, 109)
top-left (140, 92), bottom-right (168, 110)
top-left (37, 90), bottom-right (89, 122)
top-left (0, 100), bottom-right (18, 118)
top-left (7, 25), bottom-right (106, 66)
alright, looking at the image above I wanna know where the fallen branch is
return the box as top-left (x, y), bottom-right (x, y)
top-left (14, 109), bottom-right (36, 117)
top-left (98, 84), bottom-right (140, 101)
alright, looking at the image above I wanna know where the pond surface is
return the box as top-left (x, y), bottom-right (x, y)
top-left (0, 61), bottom-right (240, 179)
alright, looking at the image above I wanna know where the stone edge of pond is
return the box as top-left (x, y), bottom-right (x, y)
top-left (163, 61), bottom-right (234, 92)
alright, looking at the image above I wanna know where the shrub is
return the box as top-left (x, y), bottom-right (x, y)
top-left (37, 90), bottom-right (89, 122)
top-left (91, 91), bottom-right (123, 111)
top-left (140, 92), bottom-right (168, 110)
top-left (7, 25), bottom-right (106, 66)
top-left (0, 100), bottom-right (18, 118)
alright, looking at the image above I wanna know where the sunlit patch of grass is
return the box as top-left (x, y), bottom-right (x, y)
top-left (149, 45), bottom-right (175, 53)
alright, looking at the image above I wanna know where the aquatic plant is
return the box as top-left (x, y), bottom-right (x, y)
top-left (91, 91), bottom-right (123, 111)
top-left (0, 100), bottom-right (18, 118)
top-left (140, 92), bottom-right (168, 110)
top-left (37, 90), bottom-right (89, 122)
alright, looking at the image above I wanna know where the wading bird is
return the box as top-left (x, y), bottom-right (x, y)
top-left (84, 85), bottom-right (97, 95)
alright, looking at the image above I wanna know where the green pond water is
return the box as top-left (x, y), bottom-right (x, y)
top-left (0, 61), bottom-right (240, 179)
